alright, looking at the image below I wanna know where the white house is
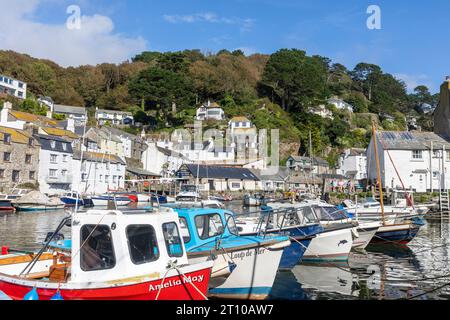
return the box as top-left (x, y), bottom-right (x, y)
top-left (286, 156), bottom-right (330, 175)
top-left (95, 108), bottom-right (134, 126)
top-left (72, 151), bottom-right (126, 195)
top-left (196, 101), bottom-right (225, 121)
top-left (367, 131), bottom-right (450, 193)
top-left (337, 148), bottom-right (367, 184)
top-left (228, 116), bottom-right (259, 162)
top-left (0, 75), bottom-right (27, 99)
top-left (141, 141), bottom-right (191, 177)
top-left (101, 127), bottom-right (147, 160)
top-left (327, 97), bottom-right (354, 113)
top-left (36, 134), bottom-right (74, 195)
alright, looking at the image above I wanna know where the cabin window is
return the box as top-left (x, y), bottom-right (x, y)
top-left (297, 207), bottom-right (317, 223)
top-left (162, 223), bottom-right (184, 258)
top-left (195, 214), bottom-right (224, 240)
top-left (126, 225), bottom-right (159, 264)
top-left (179, 217), bottom-right (191, 243)
top-left (80, 225), bottom-right (116, 272)
top-left (225, 214), bottom-right (239, 235)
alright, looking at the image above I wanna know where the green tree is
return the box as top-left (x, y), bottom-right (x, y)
top-left (128, 67), bottom-right (195, 121)
top-left (258, 49), bottom-right (328, 112)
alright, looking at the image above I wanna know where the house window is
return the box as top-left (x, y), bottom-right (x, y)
top-left (113, 176), bottom-right (117, 183)
top-left (447, 151), bottom-right (450, 161)
top-left (412, 150), bottom-right (423, 160)
top-left (62, 143), bottom-right (67, 151)
top-left (50, 141), bottom-right (56, 149)
top-left (3, 152), bottom-right (11, 162)
top-left (0, 169), bottom-right (4, 178)
top-left (12, 170), bottom-right (19, 182)
top-left (99, 175), bottom-right (103, 182)
top-left (81, 173), bottom-right (87, 182)
top-left (61, 170), bottom-right (67, 177)
top-left (63, 155), bottom-right (68, 162)
top-left (50, 154), bottom-right (57, 163)
top-left (25, 154), bottom-right (32, 164)
top-left (3, 134), bottom-right (11, 144)
top-left (49, 169), bottom-right (57, 177)
top-left (105, 175), bottom-right (109, 182)
top-left (29, 171), bottom-right (35, 180)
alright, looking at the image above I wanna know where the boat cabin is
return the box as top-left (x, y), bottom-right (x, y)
top-left (69, 208), bottom-right (188, 283)
top-left (0, 208), bottom-right (188, 284)
top-left (175, 209), bottom-right (241, 251)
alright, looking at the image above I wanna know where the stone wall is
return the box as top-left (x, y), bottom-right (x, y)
top-left (0, 139), bottom-right (40, 193)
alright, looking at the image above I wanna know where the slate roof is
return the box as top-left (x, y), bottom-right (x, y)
top-left (250, 167), bottom-right (291, 182)
top-left (377, 131), bottom-right (450, 150)
top-left (41, 127), bottom-right (79, 139)
top-left (73, 151), bottom-right (125, 164)
top-left (36, 134), bottom-right (73, 153)
top-left (53, 104), bottom-right (86, 115)
top-left (156, 146), bottom-right (187, 159)
top-left (9, 110), bottom-right (58, 127)
top-left (127, 167), bottom-right (161, 177)
top-left (182, 164), bottom-right (260, 180)
top-left (289, 156), bottom-right (329, 167)
top-left (0, 126), bottom-right (36, 145)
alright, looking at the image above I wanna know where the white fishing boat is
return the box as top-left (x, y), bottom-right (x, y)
top-left (266, 201), bottom-right (355, 261)
top-left (90, 195), bottom-right (132, 207)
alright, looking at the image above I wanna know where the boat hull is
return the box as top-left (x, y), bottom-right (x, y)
top-left (60, 197), bottom-right (84, 207)
top-left (91, 197), bottom-right (131, 207)
top-left (352, 224), bottom-right (380, 250)
top-left (302, 227), bottom-right (353, 262)
top-left (370, 224), bottom-right (421, 244)
top-left (188, 240), bottom-right (289, 300)
top-left (14, 205), bottom-right (65, 212)
top-left (241, 224), bottom-right (321, 270)
top-left (0, 265), bottom-right (212, 300)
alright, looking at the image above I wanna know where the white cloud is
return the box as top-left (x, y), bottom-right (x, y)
top-left (0, 0), bottom-right (147, 67)
top-left (163, 12), bottom-right (255, 32)
top-left (394, 73), bottom-right (434, 93)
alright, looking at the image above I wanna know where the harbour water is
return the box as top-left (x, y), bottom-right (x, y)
top-left (1, 202), bottom-right (450, 300)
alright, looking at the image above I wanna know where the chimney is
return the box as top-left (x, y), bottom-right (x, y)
top-left (1, 102), bottom-right (12, 124)
top-left (67, 115), bottom-right (75, 133)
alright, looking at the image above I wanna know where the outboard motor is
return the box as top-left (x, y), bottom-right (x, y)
top-left (44, 232), bottom-right (64, 243)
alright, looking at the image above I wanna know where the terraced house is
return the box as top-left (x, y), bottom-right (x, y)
top-left (0, 126), bottom-right (39, 192)
top-left (35, 134), bottom-right (74, 196)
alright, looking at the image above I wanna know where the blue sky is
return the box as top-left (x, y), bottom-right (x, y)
top-left (0, 0), bottom-right (448, 93)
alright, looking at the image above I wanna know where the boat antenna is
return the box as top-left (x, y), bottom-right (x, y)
top-left (75, 112), bottom-right (88, 213)
top-left (371, 120), bottom-right (386, 226)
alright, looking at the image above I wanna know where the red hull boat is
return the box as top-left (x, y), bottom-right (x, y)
top-left (0, 264), bottom-right (211, 300)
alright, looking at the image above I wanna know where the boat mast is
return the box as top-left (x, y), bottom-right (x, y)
top-left (75, 112), bottom-right (88, 213)
top-left (371, 121), bottom-right (386, 225)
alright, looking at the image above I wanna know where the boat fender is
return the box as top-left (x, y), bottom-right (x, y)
top-left (1, 246), bottom-right (9, 255)
top-left (23, 288), bottom-right (39, 300)
top-left (50, 290), bottom-right (64, 300)
top-left (351, 228), bottom-right (359, 240)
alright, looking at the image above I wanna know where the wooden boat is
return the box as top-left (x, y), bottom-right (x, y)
top-left (176, 208), bottom-right (290, 300)
top-left (0, 208), bottom-right (213, 300)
